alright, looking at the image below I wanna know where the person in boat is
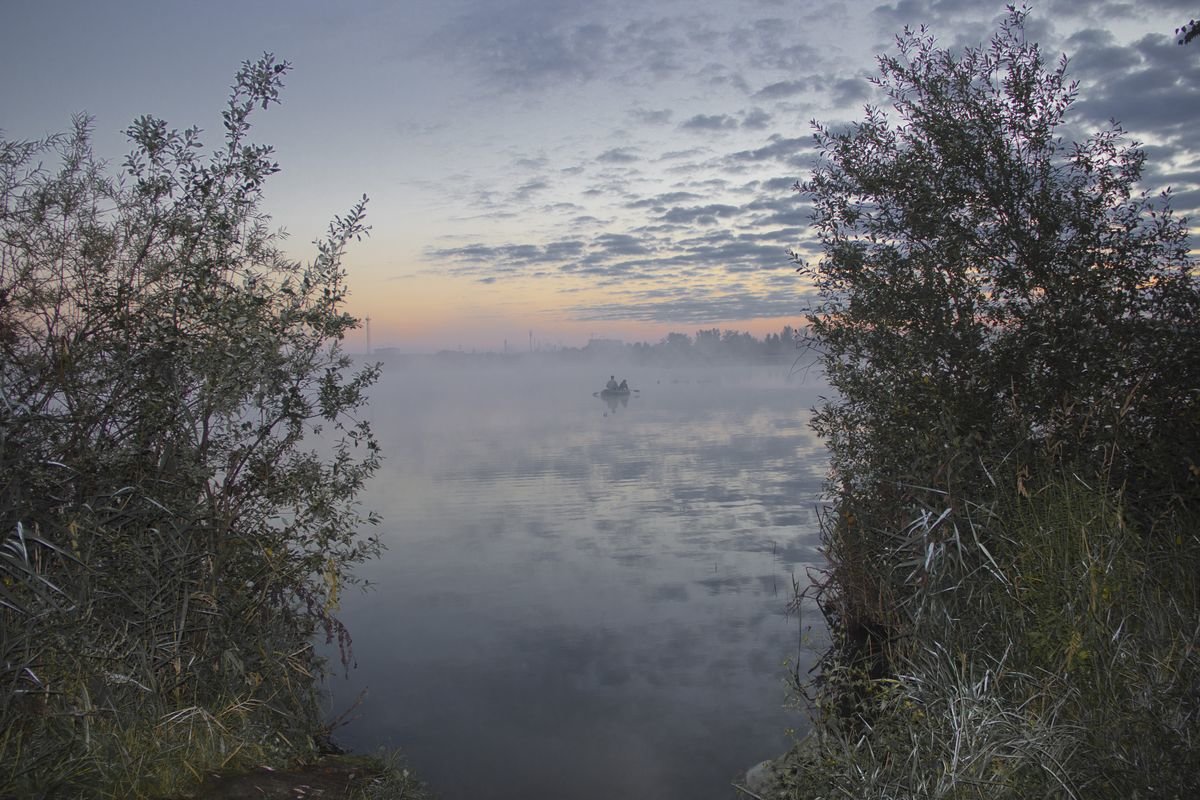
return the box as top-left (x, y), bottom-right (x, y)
top-left (618, 379), bottom-right (628, 391)
top-left (606, 375), bottom-right (618, 391)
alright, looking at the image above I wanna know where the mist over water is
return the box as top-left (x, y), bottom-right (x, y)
top-left (325, 358), bottom-right (830, 800)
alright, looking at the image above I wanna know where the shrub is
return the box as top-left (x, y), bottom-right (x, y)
top-left (779, 7), bottom-right (1200, 798)
top-left (0, 55), bottom-right (381, 797)
top-left (796, 1), bottom-right (1199, 685)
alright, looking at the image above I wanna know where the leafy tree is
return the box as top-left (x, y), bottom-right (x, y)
top-left (778, 8), bottom-right (1200, 795)
top-left (0, 54), bottom-right (381, 794)
top-left (797, 2), bottom-right (1198, 690)
top-left (800, 5), bottom-right (1198, 517)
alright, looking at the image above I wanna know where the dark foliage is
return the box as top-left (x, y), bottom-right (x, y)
top-left (0, 55), bottom-right (381, 796)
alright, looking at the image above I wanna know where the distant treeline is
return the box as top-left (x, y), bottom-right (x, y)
top-left (423, 325), bottom-right (802, 363)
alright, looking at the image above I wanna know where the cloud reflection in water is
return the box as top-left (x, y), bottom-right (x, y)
top-left (328, 361), bottom-right (829, 800)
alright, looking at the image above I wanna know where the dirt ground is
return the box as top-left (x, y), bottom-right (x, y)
top-left (179, 755), bottom-right (385, 799)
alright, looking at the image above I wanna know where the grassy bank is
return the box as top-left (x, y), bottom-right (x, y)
top-left (756, 465), bottom-right (1200, 798)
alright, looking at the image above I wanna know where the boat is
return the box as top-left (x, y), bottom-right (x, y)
top-left (599, 388), bottom-right (631, 398)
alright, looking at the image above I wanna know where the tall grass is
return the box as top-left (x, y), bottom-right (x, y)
top-left (0, 500), bottom-right (342, 797)
top-left (765, 467), bottom-right (1200, 799)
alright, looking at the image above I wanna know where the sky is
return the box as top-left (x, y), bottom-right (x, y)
top-left (3, 0), bottom-right (1197, 353)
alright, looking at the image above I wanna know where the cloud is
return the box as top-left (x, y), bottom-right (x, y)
top-left (582, 173), bottom-right (638, 200)
top-left (513, 155), bottom-right (550, 170)
top-left (485, 25), bottom-right (610, 87)
top-left (744, 193), bottom-right (811, 228)
top-left (625, 191), bottom-right (704, 209)
top-left (1075, 33), bottom-right (1200, 134)
top-left (658, 148), bottom-right (710, 162)
top-left (740, 108), bottom-right (772, 129)
top-left (417, 1), bottom-right (1196, 336)
top-left (427, 1), bottom-right (698, 92)
top-left (609, 16), bottom-right (692, 81)
top-left (427, 185), bottom-right (804, 278)
top-left (426, 0), bottom-right (613, 89)
top-left (1045, 0), bottom-right (1196, 20)
top-left (570, 286), bottom-right (814, 325)
top-left (754, 73), bottom-right (869, 108)
top-left (628, 107), bottom-right (673, 125)
top-left (1063, 27), bottom-right (1141, 74)
top-left (597, 147), bottom-right (640, 164)
top-left (428, 239), bottom-right (589, 275)
top-left (1060, 30), bottom-right (1200, 211)
top-left (724, 17), bottom-right (825, 73)
top-left (829, 76), bottom-right (871, 107)
top-left (758, 176), bottom-right (801, 192)
top-left (421, 141), bottom-right (823, 326)
top-left (512, 179), bottom-right (550, 201)
top-left (680, 113), bottom-right (740, 131)
top-left (696, 62), bottom-right (752, 93)
top-left (658, 204), bottom-right (742, 225)
top-left (870, 0), bottom-right (991, 31)
top-left (592, 232), bottom-right (653, 256)
top-left (726, 134), bottom-right (817, 168)
top-left (753, 79), bottom-right (812, 99)
top-left (541, 201), bottom-right (585, 215)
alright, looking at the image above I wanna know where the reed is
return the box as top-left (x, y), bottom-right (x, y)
top-left (766, 467), bottom-right (1200, 799)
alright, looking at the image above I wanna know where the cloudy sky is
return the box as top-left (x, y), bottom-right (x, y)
top-left (3, 0), bottom-right (1197, 352)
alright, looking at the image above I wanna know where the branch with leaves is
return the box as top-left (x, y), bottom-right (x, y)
top-left (1178, 18), bottom-right (1199, 44)
top-left (0, 54), bottom-right (382, 797)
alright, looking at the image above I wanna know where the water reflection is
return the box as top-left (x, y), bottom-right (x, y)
top-left (326, 361), bottom-right (830, 800)
top-left (598, 390), bottom-right (630, 415)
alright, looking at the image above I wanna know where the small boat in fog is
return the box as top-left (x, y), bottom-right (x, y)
top-left (597, 376), bottom-right (634, 398)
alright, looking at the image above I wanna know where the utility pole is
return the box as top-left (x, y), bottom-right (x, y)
top-left (365, 316), bottom-right (372, 356)
top-left (529, 330), bottom-right (533, 353)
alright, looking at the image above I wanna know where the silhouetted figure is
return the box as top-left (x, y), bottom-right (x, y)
top-left (606, 375), bottom-right (618, 391)
top-left (618, 379), bottom-right (628, 391)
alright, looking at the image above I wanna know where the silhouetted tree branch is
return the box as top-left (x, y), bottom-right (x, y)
top-left (1176, 18), bottom-right (1198, 44)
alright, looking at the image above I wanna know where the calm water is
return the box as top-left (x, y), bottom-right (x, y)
top-left (324, 359), bottom-right (830, 800)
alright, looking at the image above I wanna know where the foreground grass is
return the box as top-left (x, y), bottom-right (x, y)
top-left (0, 594), bottom-right (432, 800)
top-left (754, 469), bottom-right (1200, 799)
top-left (2, 699), bottom-right (434, 800)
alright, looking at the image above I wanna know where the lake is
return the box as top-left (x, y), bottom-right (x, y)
top-left (323, 358), bottom-right (831, 799)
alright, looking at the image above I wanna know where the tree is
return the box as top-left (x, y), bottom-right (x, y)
top-left (800, 6), bottom-right (1198, 521)
top-left (0, 55), bottom-right (381, 794)
top-left (780, 9), bottom-right (1200, 795)
top-left (796, 0), bottom-right (1199, 711)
